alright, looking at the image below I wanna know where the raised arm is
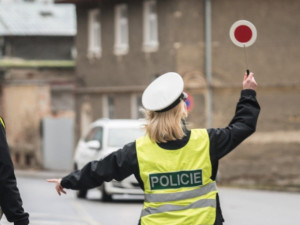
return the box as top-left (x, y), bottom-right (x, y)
top-left (208, 72), bottom-right (260, 162)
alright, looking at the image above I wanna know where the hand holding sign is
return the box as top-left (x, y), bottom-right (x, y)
top-left (229, 20), bottom-right (257, 75)
top-left (243, 72), bottom-right (257, 91)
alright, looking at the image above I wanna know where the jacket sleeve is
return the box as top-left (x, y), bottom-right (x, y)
top-left (208, 89), bottom-right (260, 163)
top-left (0, 119), bottom-right (29, 225)
top-left (61, 142), bottom-right (139, 190)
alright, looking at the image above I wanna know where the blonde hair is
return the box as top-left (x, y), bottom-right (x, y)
top-left (144, 101), bottom-right (188, 143)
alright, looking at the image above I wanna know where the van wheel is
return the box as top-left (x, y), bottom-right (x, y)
top-left (76, 189), bottom-right (88, 199)
top-left (74, 163), bottom-right (88, 199)
top-left (100, 184), bottom-right (112, 202)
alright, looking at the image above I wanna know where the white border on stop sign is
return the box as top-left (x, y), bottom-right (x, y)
top-left (229, 20), bottom-right (257, 47)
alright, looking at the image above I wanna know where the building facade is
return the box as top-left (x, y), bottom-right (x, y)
top-left (0, 2), bottom-right (76, 168)
top-left (56, 0), bottom-right (300, 190)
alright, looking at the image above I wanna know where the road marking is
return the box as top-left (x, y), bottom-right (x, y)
top-left (21, 221), bottom-right (87, 225)
top-left (71, 200), bottom-right (103, 225)
top-left (0, 212), bottom-right (100, 225)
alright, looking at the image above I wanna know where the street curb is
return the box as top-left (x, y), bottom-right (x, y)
top-left (15, 169), bottom-right (71, 179)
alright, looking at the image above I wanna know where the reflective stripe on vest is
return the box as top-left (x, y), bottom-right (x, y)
top-left (144, 182), bottom-right (217, 203)
top-left (141, 198), bottom-right (216, 217)
top-left (136, 129), bottom-right (217, 225)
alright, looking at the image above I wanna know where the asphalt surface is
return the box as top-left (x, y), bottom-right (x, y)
top-left (0, 170), bottom-right (299, 225)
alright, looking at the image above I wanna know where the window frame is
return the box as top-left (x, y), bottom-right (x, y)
top-left (114, 4), bottom-right (129, 55)
top-left (143, 0), bottom-right (159, 52)
top-left (87, 9), bottom-right (102, 58)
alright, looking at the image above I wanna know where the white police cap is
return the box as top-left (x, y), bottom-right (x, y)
top-left (142, 72), bottom-right (186, 112)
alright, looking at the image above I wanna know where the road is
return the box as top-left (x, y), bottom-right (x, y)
top-left (2, 173), bottom-right (300, 225)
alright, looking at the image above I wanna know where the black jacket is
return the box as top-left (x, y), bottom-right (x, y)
top-left (62, 89), bottom-right (260, 225)
top-left (0, 118), bottom-right (29, 225)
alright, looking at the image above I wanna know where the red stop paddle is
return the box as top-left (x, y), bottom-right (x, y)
top-left (230, 20), bottom-right (257, 75)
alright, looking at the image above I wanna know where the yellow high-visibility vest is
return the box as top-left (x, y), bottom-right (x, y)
top-left (136, 129), bottom-right (217, 225)
top-left (0, 117), bottom-right (5, 129)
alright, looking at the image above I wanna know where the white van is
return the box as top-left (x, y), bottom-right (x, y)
top-left (73, 119), bottom-right (145, 201)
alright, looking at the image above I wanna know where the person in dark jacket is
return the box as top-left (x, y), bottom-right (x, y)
top-left (48, 72), bottom-right (260, 225)
top-left (0, 117), bottom-right (29, 225)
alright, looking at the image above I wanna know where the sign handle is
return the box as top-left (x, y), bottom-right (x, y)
top-left (243, 45), bottom-right (250, 76)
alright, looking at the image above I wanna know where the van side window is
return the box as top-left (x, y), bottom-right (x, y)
top-left (84, 127), bottom-right (103, 148)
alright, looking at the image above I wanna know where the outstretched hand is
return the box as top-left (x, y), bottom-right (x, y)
top-left (243, 72), bottom-right (257, 91)
top-left (47, 179), bottom-right (67, 196)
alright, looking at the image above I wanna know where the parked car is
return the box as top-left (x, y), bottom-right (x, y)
top-left (73, 118), bottom-right (145, 201)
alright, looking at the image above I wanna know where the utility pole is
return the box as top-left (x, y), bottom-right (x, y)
top-left (204, 0), bottom-right (213, 128)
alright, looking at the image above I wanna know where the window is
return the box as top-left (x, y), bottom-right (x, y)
top-left (131, 94), bottom-right (143, 119)
top-left (84, 127), bottom-right (103, 148)
top-left (108, 96), bottom-right (115, 118)
top-left (108, 127), bottom-right (144, 147)
top-left (114, 4), bottom-right (129, 55)
top-left (136, 96), bottom-right (143, 118)
top-left (102, 95), bottom-right (115, 119)
top-left (80, 101), bottom-right (92, 137)
top-left (143, 0), bottom-right (159, 52)
top-left (88, 9), bottom-right (101, 58)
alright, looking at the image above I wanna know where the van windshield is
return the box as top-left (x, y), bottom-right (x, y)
top-left (108, 127), bottom-right (145, 147)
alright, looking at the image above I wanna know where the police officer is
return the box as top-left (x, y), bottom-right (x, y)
top-left (48, 72), bottom-right (260, 225)
top-left (0, 117), bottom-right (29, 225)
